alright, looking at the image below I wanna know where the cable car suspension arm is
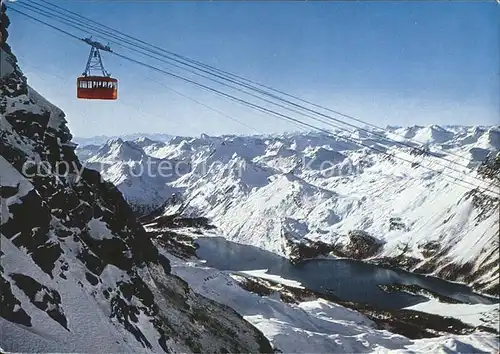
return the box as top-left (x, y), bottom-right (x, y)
top-left (82, 36), bottom-right (112, 77)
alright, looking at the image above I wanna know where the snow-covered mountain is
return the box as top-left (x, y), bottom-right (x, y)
top-left (77, 124), bottom-right (499, 296)
top-left (81, 137), bottom-right (188, 214)
top-left (0, 6), bottom-right (272, 352)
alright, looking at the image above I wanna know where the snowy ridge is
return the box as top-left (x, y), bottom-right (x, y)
top-left (78, 125), bottom-right (500, 295)
top-left (73, 133), bottom-right (173, 147)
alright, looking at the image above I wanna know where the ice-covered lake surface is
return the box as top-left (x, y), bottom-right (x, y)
top-left (195, 237), bottom-right (499, 309)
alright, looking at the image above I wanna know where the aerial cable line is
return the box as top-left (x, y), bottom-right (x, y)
top-left (15, 1), bottom-right (358, 145)
top-left (14, 4), bottom-right (500, 250)
top-left (22, 1), bottom-right (486, 175)
top-left (8, 9), bottom-right (334, 136)
top-left (19, 2), bottom-right (494, 193)
top-left (2, 7), bottom-right (480, 176)
top-left (25, 3), bottom-right (490, 192)
top-left (10, 6), bottom-right (498, 196)
top-left (9, 6), bottom-right (500, 197)
top-left (12, 9), bottom-right (259, 134)
top-left (19, 19), bottom-right (488, 242)
top-left (17, 1), bottom-right (485, 183)
top-left (22, 0), bottom-right (477, 168)
top-left (31, 0), bottom-right (478, 166)
top-left (9, 5), bottom-right (82, 41)
top-left (14, 1), bottom-right (362, 132)
top-left (141, 74), bottom-right (261, 134)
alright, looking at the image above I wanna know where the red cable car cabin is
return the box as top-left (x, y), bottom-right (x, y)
top-left (77, 76), bottom-right (118, 100)
top-left (77, 38), bottom-right (118, 100)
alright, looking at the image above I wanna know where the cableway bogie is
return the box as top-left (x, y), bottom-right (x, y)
top-left (82, 37), bottom-right (112, 52)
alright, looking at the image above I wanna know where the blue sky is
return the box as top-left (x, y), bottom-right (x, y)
top-left (7, 0), bottom-right (500, 137)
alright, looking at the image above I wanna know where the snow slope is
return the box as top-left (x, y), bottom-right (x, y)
top-left (78, 126), bottom-right (500, 295)
top-left (405, 299), bottom-right (499, 330)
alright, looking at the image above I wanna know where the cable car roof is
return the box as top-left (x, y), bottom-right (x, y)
top-left (77, 76), bottom-right (118, 81)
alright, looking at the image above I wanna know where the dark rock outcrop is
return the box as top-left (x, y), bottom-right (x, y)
top-left (389, 217), bottom-right (407, 231)
top-left (342, 230), bottom-right (384, 259)
top-left (477, 151), bottom-right (500, 183)
top-left (283, 229), bottom-right (384, 263)
top-left (285, 237), bottom-right (338, 264)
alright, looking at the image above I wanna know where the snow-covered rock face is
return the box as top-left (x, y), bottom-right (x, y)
top-left (79, 124), bottom-right (499, 295)
top-left (0, 6), bottom-right (273, 353)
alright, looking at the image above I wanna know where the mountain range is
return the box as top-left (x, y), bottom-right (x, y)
top-left (76, 124), bottom-right (500, 297)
